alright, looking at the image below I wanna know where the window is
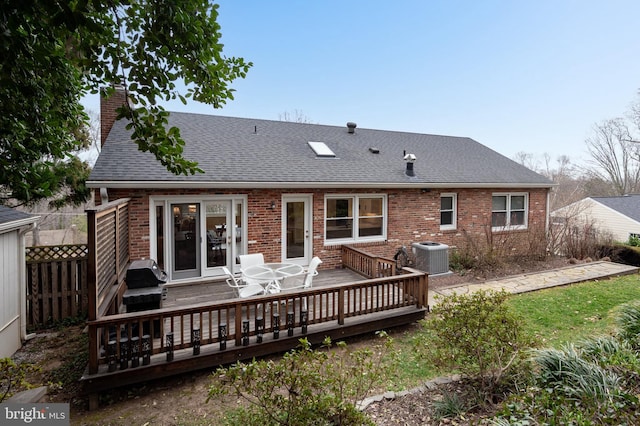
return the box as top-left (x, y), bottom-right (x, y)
top-left (440, 193), bottom-right (457, 230)
top-left (325, 195), bottom-right (386, 242)
top-left (492, 193), bottom-right (528, 230)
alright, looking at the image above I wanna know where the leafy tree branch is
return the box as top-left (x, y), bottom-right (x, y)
top-left (1, 0), bottom-right (251, 206)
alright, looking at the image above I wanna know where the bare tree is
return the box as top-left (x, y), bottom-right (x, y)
top-left (543, 154), bottom-right (586, 210)
top-left (513, 152), bottom-right (584, 210)
top-left (585, 118), bottom-right (640, 196)
top-left (513, 151), bottom-right (540, 171)
top-left (278, 110), bottom-right (314, 124)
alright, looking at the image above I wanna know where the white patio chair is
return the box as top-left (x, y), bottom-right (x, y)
top-left (280, 256), bottom-right (322, 292)
top-left (238, 253), bottom-right (264, 268)
top-left (239, 253), bottom-right (273, 287)
top-left (304, 256), bottom-right (322, 288)
top-left (222, 267), bottom-right (264, 298)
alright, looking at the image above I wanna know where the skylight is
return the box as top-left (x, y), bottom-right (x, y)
top-left (308, 141), bottom-right (336, 158)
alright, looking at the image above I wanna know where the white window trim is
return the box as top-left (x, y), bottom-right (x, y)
top-left (491, 192), bottom-right (528, 231)
top-left (440, 192), bottom-right (457, 231)
top-left (324, 194), bottom-right (387, 244)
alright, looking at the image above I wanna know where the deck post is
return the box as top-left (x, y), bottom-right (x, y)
top-left (338, 288), bottom-right (345, 325)
top-left (419, 273), bottom-right (429, 309)
top-left (235, 310), bottom-right (242, 346)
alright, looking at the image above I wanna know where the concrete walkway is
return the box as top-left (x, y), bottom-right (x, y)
top-left (428, 261), bottom-right (639, 308)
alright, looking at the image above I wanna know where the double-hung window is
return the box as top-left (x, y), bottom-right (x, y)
top-left (325, 195), bottom-right (386, 242)
top-left (492, 193), bottom-right (528, 230)
top-left (440, 193), bottom-right (457, 230)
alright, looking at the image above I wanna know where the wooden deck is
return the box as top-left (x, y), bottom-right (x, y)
top-left (81, 267), bottom-right (428, 408)
top-left (82, 201), bottom-right (428, 410)
top-left (162, 268), bottom-right (366, 308)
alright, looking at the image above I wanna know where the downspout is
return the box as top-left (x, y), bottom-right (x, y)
top-left (100, 187), bottom-right (109, 204)
top-left (19, 222), bottom-right (38, 342)
top-left (545, 189), bottom-right (551, 253)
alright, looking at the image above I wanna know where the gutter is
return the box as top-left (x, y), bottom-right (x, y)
top-left (87, 180), bottom-right (556, 190)
top-left (0, 216), bottom-right (39, 233)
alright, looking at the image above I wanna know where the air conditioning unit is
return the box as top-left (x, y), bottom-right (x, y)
top-left (411, 241), bottom-right (450, 276)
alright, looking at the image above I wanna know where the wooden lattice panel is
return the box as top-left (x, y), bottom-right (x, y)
top-left (26, 244), bottom-right (88, 262)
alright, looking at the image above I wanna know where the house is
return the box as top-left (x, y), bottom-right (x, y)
top-left (87, 88), bottom-right (554, 284)
top-left (551, 195), bottom-right (640, 243)
top-left (0, 206), bottom-right (38, 358)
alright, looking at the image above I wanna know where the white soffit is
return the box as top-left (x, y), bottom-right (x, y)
top-left (307, 141), bottom-right (336, 157)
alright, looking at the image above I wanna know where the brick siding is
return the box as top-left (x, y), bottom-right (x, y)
top-left (101, 187), bottom-right (549, 273)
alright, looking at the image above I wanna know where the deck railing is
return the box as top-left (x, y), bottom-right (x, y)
top-left (85, 270), bottom-right (427, 375)
top-left (25, 244), bottom-right (89, 328)
top-left (341, 245), bottom-right (396, 278)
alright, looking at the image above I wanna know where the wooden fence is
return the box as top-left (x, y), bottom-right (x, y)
top-left (25, 244), bottom-right (89, 328)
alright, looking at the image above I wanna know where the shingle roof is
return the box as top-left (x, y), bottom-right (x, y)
top-left (88, 113), bottom-right (552, 188)
top-left (0, 205), bottom-right (35, 226)
top-left (592, 195), bottom-right (640, 223)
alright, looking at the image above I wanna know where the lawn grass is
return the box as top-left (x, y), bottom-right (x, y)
top-left (507, 274), bottom-right (640, 347)
top-left (382, 273), bottom-right (640, 390)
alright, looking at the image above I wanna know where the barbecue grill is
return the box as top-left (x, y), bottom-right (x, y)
top-left (123, 259), bottom-right (167, 312)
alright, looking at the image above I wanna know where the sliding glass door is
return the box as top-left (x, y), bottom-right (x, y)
top-left (152, 196), bottom-right (246, 282)
top-left (202, 200), bottom-right (247, 273)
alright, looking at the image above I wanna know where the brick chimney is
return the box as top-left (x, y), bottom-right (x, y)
top-left (100, 84), bottom-right (128, 147)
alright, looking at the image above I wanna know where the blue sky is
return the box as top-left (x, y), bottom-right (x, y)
top-left (84, 1), bottom-right (640, 167)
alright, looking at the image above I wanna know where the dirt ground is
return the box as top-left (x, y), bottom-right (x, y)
top-left (10, 256), bottom-right (574, 425)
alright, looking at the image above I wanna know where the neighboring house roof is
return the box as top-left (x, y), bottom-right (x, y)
top-left (0, 206), bottom-right (38, 233)
top-left (88, 113), bottom-right (553, 189)
top-left (591, 195), bottom-right (640, 223)
top-left (551, 195), bottom-right (640, 243)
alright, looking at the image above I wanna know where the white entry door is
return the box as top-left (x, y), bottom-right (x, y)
top-left (282, 195), bottom-right (312, 265)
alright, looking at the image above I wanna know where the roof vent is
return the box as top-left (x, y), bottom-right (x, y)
top-left (346, 122), bottom-right (357, 134)
top-left (404, 153), bottom-right (416, 177)
top-left (369, 147), bottom-right (380, 154)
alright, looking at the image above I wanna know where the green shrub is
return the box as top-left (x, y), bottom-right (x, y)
top-left (207, 334), bottom-right (392, 425)
top-left (616, 302), bottom-right (640, 348)
top-left (448, 248), bottom-right (477, 272)
top-left (432, 391), bottom-right (468, 420)
top-left (598, 243), bottom-right (640, 266)
top-left (628, 235), bottom-right (640, 247)
top-left (580, 335), bottom-right (640, 370)
top-left (415, 290), bottom-right (536, 402)
top-left (495, 306), bottom-right (640, 424)
top-left (0, 358), bottom-right (39, 402)
top-left (534, 345), bottom-right (622, 402)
